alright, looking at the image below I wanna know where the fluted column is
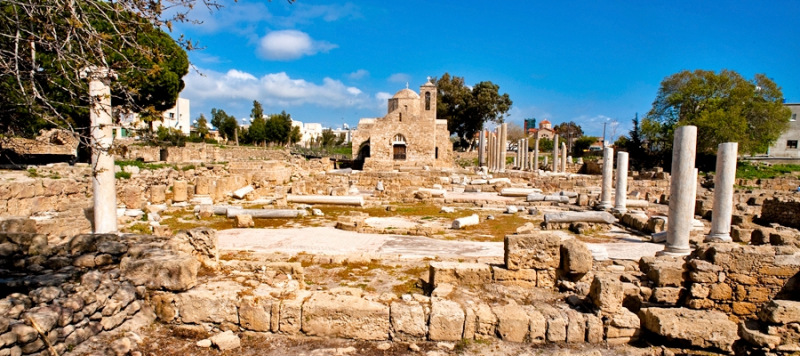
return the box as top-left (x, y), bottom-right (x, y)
top-left (598, 146), bottom-right (614, 209)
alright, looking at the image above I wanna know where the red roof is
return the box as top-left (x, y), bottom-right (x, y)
top-left (540, 120), bottom-right (551, 124)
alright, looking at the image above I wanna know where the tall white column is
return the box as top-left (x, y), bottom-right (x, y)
top-left (543, 156), bottom-right (548, 168)
top-left (613, 151), bottom-right (629, 214)
top-left (517, 140), bottom-right (522, 169)
top-left (82, 67), bottom-right (117, 234)
top-left (523, 139), bottom-right (528, 170)
top-left (533, 133), bottom-right (540, 171)
top-left (706, 142), bottom-right (738, 242)
top-left (598, 146), bottom-right (614, 209)
top-left (500, 123), bottom-right (507, 172)
top-left (552, 134), bottom-right (559, 172)
top-left (663, 125), bottom-right (698, 256)
top-left (561, 142), bottom-right (567, 173)
top-left (478, 130), bottom-right (486, 167)
top-left (489, 134), bottom-right (495, 171)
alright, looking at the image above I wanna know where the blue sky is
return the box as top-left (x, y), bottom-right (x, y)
top-left (174, 0), bottom-right (800, 138)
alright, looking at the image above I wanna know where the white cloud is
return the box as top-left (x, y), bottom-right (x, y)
top-left (276, 3), bottom-right (361, 27)
top-left (256, 30), bottom-right (337, 60)
top-left (375, 92), bottom-right (392, 101)
top-left (388, 73), bottom-right (410, 83)
top-left (183, 67), bottom-right (385, 109)
top-left (348, 69), bottom-right (369, 80)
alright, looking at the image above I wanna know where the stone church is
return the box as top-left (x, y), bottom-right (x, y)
top-left (352, 81), bottom-right (453, 170)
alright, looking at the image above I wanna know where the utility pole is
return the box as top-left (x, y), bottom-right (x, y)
top-left (602, 122), bottom-right (607, 147)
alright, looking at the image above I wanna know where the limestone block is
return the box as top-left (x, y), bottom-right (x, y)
top-left (473, 303), bottom-right (497, 338)
top-left (504, 233), bottom-right (561, 270)
top-left (120, 249), bottom-right (199, 292)
top-left (739, 320), bottom-right (781, 349)
top-left (171, 228), bottom-right (219, 270)
top-left (522, 306), bottom-right (546, 343)
top-left (195, 177), bottom-right (213, 195)
top-left (428, 299), bottom-right (464, 341)
top-left (279, 292), bottom-right (309, 335)
top-left (565, 309), bottom-right (586, 343)
top-left (493, 304), bottom-right (529, 343)
top-left (588, 275), bottom-right (624, 314)
top-left (560, 238), bottom-right (592, 275)
top-left (390, 301), bottom-right (426, 341)
top-left (302, 293), bottom-right (390, 340)
top-left (149, 185), bottom-right (166, 204)
top-left (236, 214), bottom-right (254, 228)
top-left (491, 266), bottom-right (537, 284)
top-left (759, 300), bottom-right (800, 324)
top-left (537, 268), bottom-right (556, 288)
top-left (119, 186), bottom-right (144, 210)
top-left (463, 306), bottom-right (476, 340)
top-left (537, 304), bottom-right (567, 342)
top-left (652, 287), bottom-right (683, 305)
top-left (175, 281), bottom-right (241, 324)
top-left (639, 307), bottom-right (737, 351)
top-left (239, 296), bottom-right (272, 332)
top-left (646, 259), bottom-right (685, 287)
top-left (171, 181), bottom-right (187, 202)
top-left (429, 262), bottom-right (492, 287)
top-left (585, 314), bottom-right (604, 344)
top-left (209, 330), bottom-right (241, 351)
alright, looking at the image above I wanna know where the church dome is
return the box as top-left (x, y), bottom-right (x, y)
top-left (392, 88), bottom-right (419, 99)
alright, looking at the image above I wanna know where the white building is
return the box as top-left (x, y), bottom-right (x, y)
top-left (113, 97), bottom-right (191, 138)
top-left (152, 97), bottom-right (191, 135)
top-left (291, 120), bottom-right (323, 146)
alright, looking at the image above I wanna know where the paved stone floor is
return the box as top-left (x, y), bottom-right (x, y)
top-left (218, 226), bottom-right (666, 260)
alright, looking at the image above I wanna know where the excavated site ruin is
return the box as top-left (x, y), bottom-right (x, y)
top-left (1, 130), bottom-right (799, 356)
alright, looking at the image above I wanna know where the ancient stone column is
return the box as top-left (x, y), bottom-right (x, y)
top-left (561, 142), bottom-right (567, 173)
top-left (533, 133), bottom-right (540, 171)
top-left (82, 67), bottom-right (117, 234)
top-left (523, 139), bottom-right (528, 170)
top-left (663, 125), bottom-right (698, 256)
top-left (517, 140), bottom-right (522, 169)
top-left (491, 132), bottom-right (497, 172)
top-left (613, 151), bottom-right (629, 214)
top-left (543, 156), bottom-right (548, 168)
top-left (706, 142), bottom-right (738, 242)
top-left (598, 146), bottom-right (614, 209)
top-left (488, 132), bottom-right (493, 171)
top-left (478, 130), bottom-right (486, 167)
top-left (552, 134), bottom-right (559, 172)
top-left (500, 123), bottom-right (507, 172)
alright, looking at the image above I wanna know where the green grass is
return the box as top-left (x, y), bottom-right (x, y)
top-left (181, 164), bottom-right (196, 171)
top-left (327, 146), bottom-right (352, 155)
top-left (736, 161), bottom-right (800, 180)
top-left (115, 160), bottom-right (175, 171)
top-left (27, 168), bottom-right (39, 178)
top-left (115, 172), bottom-right (131, 179)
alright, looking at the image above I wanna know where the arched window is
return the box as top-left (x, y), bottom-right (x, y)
top-left (393, 134), bottom-right (406, 143)
top-left (425, 92), bottom-right (431, 111)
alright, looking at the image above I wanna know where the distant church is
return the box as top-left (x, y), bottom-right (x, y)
top-left (352, 80), bottom-right (453, 170)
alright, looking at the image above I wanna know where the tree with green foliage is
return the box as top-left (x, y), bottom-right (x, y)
top-left (265, 111), bottom-right (293, 146)
top-left (433, 73), bottom-right (512, 149)
top-left (644, 69), bottom-right (791, 155)
top-left (320, 129), bottom-right (338, 148)
top-left (0, 0), bottom-right (196, 138)
top-left (194, 114), bottom-right (210, 139)
top-left (210, 108), bottom-right (237, 141)
top-left (572, 136), bottom-right (598, 157)
top-left (248, 101), bottom-right (267, 146)
top-left (289, 125), bottom-right (302, 145)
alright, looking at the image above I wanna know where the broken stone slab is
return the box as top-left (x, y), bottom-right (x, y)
top-left (586, 244), bottom-right (609, 261)
top-left (759, 300), bottom-right (800, 324)
top-left (452, 214), bottom-right (479, 229)
top-left (652, 231), bottom-right (667, 243)
top-left (232, 186), bottom-right (254, 199)
top-left (639, 307), bottom-right (738, 351)
top-left (626, 199), bottom-right (650, 208)
top-left (120, 250), bottom-right (199, 292)
top-left (488, 178), bottom-right (511, 184)
top-left (209, 330), bottom-right (241, 351)
top-left (226, 209), bottom-right (306, 219)
top-left (327, 168), bottom-right (353, 174)
top-left (287, 195), bottom-right (364, 206)
top-left (527, 194), bottom-right (569, 203)
top-left (418, 188), bottom-right (446, 197)
top-left (190, 195), bottom-right (214, 205)
top-left (500, 188), bottom-right (543, 197)
top-left (440, 207), bottom-right (455, 213)
top-left (470, 179), bottom-right (488, 185)
top-left (429, 262), bottom-right (492, 287)
top-left (302, 293), bottom-right (391, 340)
top-left (739, 320), bottom-right (781, 349)
top-left (559, 191), bottom-right (578, 198)
top-left (543, 211), bottom-right (615, 224)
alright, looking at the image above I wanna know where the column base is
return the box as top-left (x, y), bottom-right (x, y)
top-left (705, 233), bottom-right (732, 243)
top-left (657, 245), bottom-right (692, 257)
top-left (596, 202), bottom-right (613, 210)
top-left (613, 207), bottom-right (627, 214)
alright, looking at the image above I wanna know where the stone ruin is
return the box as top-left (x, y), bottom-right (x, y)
top-left (0, 124), bottom-right (798, 355)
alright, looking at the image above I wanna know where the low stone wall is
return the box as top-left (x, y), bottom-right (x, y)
top-left (0, 228), bottom-right (216, 355)
top-left (761, 197), bottom-right (800, 229)
top-left (120, 143), bottom-right (290, 163)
